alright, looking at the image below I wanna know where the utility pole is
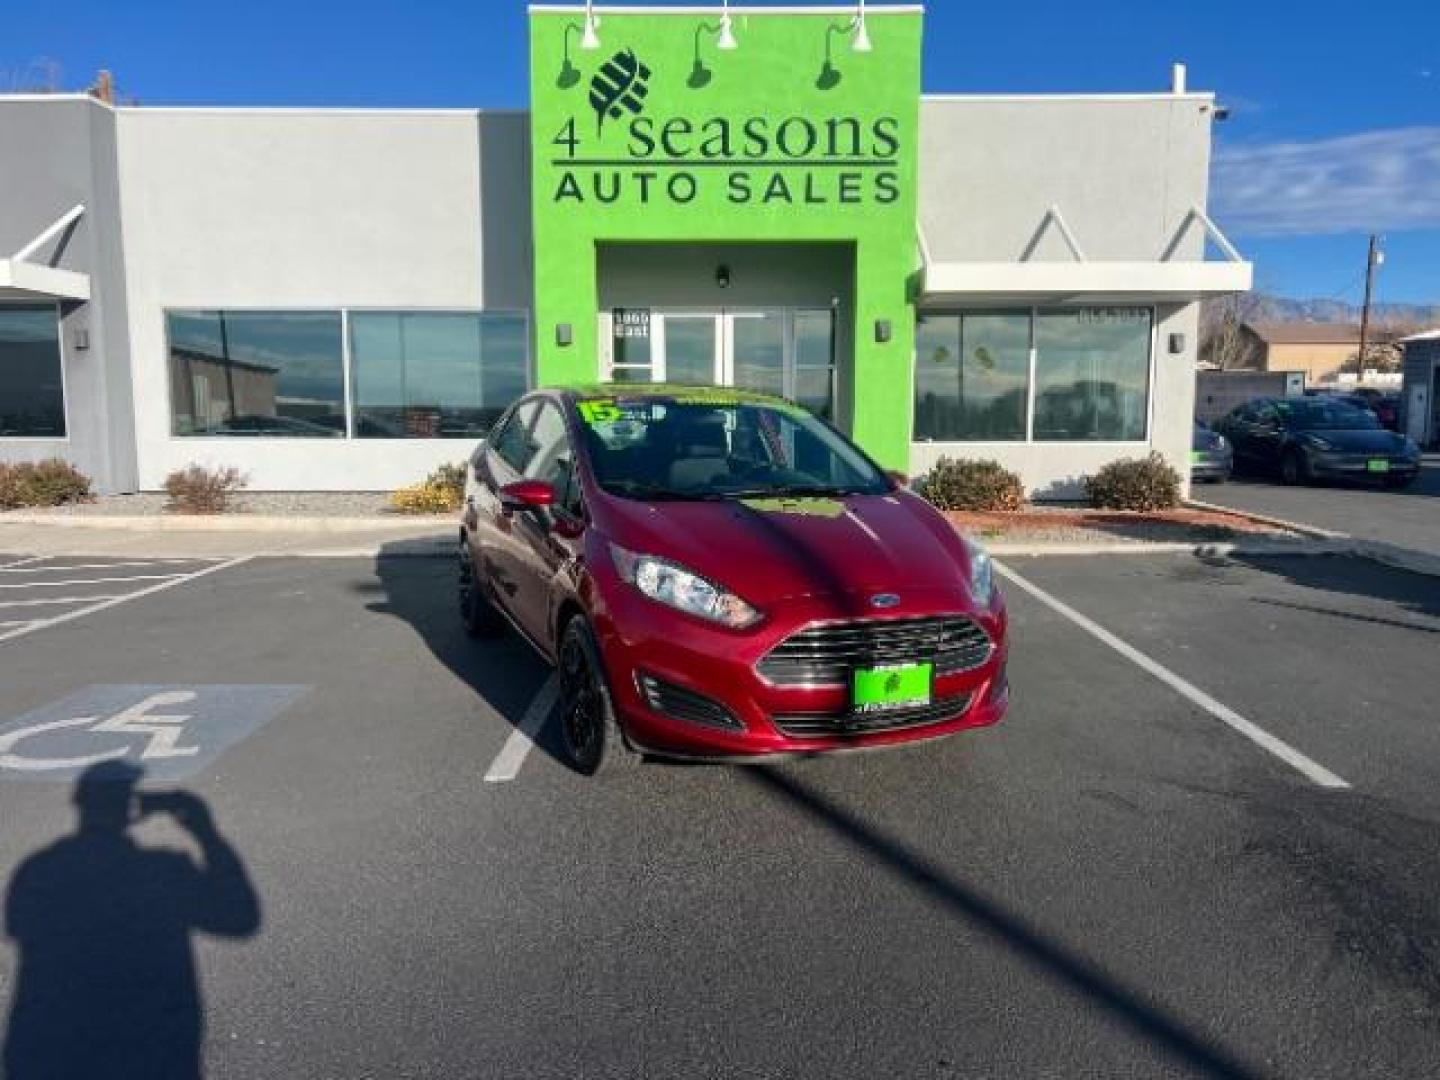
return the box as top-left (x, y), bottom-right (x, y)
top-left (1356, 234), bottom-right (1383, 381)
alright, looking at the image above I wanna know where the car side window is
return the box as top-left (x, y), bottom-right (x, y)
top-left (491, 401), bottom-right (540, 472)
top-left (525, 402), bottom-right (583, 516)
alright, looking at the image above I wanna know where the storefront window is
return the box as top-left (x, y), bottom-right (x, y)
top-left (350, 312), bottom-right (528, 438)
top-left (0, 306), bottom-right (65, 437)
top-left (168, 311), bottom-right (345, 437)
top-left (914, 312), bottom-right (1029, 441)
top-left (1033, 308), bottom-right (1151, 441)
top-left (794, 309), bottom-right (835, 420)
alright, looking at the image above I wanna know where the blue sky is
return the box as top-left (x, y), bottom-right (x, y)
top-left (5, 0), bottom-right (1437, 305)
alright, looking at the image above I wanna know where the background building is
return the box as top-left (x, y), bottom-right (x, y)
top-left (0, 4), bottom-right (1250, 498)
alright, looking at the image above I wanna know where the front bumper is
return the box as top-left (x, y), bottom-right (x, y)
top-left (1190, 450), bottom-right (1232, 480)
top-left (592, 583), bottom-right (1008, 758)
top-left (1308, 452), bottom-right (1420, 481)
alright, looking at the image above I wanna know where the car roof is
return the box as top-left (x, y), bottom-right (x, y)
top-left (548, 383), bottom-right (794, 407)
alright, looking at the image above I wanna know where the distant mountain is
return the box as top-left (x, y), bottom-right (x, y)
top-left (1239, 294), bottom-right (1440, 330)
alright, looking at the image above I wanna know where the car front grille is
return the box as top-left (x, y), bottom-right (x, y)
top-left (638, 673), bottom-right (741, 730)
top-left (773, 692), bottom-right (974, 739)
top-left (757, 615), bottom-right (992, 687)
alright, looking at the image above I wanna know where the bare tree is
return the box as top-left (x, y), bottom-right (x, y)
top-left (1, 57), bottom-right (63, 93)
top-left (1199, 291), bottom-right (1267, 370)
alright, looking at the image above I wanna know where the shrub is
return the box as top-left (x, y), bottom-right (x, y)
top-left (1085, 453), bottom-right (1182, 511)
top-left (163, 464), bottom-right (247, 514)
top-left (0, 459), bottom-right (93, 510)
top-left (916, 457), bottom-right (1025, 512)
top-left (390, 462), bottom-right (467, 515)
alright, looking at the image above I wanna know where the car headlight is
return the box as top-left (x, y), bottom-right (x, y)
top-left (610, 544), bottom-right (760, 629)
top-left (964, 538), bottom-right (995, 606)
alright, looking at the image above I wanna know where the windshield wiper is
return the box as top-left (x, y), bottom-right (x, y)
top-left (720, 485), bottom-right (868, 499)
top-left (600, 481), bottom-right (697, 501)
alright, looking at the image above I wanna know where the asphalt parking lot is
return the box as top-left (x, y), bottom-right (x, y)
top-left (1, 548), bottom-right (1439, 1077)
top-left (1202, 456), bottom-right (1440, 559)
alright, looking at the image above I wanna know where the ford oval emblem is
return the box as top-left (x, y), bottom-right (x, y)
top-left (869, 593), bottom-right (901, 609)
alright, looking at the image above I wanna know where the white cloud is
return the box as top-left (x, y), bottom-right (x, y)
top-left (1211, 127), bottom-right (1440, 237)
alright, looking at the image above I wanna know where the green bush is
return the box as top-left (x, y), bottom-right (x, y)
top-left (390, 462), bottom-right (467, 515)
top-left (163, 464), bottom-right (247, 514)
top-left (916, 457), bottom-right (1025, 512)
top-left (1085, 453), bottom-right (1182, 511)
top-left (0, 459), bottom-right (93, 510)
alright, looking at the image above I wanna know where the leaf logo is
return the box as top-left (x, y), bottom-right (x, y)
top-left (590, 49), bottom-right (652, 134)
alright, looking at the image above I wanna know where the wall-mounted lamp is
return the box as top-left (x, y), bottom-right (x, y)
top-left (716, 264), bottom-right (731, 289)
top-left (580, 0), bottom-right (601, 50)
top-left (73, 327), bottom-right (90, 351)
top-left (558, 23), bottom-right (584, 88)
top-left (1168, 332), bottom-right (1187, 355)
top-left (556, 323), bottom-right (573, 346)
top-left (874, 318), bottom-right (892, 344)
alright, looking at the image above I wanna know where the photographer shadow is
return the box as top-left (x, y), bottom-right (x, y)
top-left (3, 760), bottom-right (260, 1080)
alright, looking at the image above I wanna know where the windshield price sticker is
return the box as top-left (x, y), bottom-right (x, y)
top-left (577, 399), bottom-right (624, 424)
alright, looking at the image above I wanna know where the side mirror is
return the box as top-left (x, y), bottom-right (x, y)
top-left (499, 479), bottom-right (556, 512)
top-left (886, 469), bottom-right (910, 488)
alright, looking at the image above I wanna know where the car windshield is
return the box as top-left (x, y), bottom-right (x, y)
top-left (574, 392), bottom-right (891, 501)
top-left (1274, 399), bottom-right (1379, 431)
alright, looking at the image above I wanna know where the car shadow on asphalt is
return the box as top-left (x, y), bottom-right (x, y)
top-left (363, 547), bottom-right (573, 769)
top-left (3, 760), bottom-right (260, 1080)
top-left (1222, 553), bottom-right (1440, 627)
top-left (744, 764), bottom-right (1269, 1079)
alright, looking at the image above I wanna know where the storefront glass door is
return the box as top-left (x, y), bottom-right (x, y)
top-left (603, 308), bottom-right (835, 420)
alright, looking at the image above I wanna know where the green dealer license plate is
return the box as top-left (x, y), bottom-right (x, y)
top-left (852, 662), bottom-right (933, 713)
top-left (1367, 459), bottom-right (1390, 473)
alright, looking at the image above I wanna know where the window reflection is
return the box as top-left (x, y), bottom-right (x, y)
top-left (1033, 309), bottom-right (1151, 441)
top-left (350, 312), bottom-right (528, 438)
top-left (167, 311), bottom-right (345, 437)
top-left (793, 309), bottom-right (835, 420)
top-left (0, 306), bottom-right (65, 437)
top-left (914, 312), bottom-right (1029, 441)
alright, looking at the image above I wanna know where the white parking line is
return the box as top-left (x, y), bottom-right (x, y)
top-left (0, 557), bottom-right (252, 645)
top-left (0, 559), bottom-right (208, 573)
top-left (0, 574), bottom-right (186, 589)
top-left (0, 595), bottom-right (128, 608)
top-left (484, 674), bottom-right (560, 783)
top-left (996, 562), bottom-right (1350, 790)
top-left (0, 556), bottom-right (47, 570)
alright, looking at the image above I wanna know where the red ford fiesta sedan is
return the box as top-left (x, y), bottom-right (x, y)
top-left (460, 385), bottom-right (1008, 774)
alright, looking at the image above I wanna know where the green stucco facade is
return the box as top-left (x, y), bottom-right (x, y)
top-left (528, 7), bottom-right (922, 467)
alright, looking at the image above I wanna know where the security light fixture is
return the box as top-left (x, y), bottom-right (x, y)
top-left (874, 318), bottom-right (892, 343)
top-left (716, 264), bottom-right (732, 289)
top-left (580, 1), bottom-right (601, 50)
top-left (852, 1), bottom-right (873, 53)
top-left (556, 322), bottom-right (574, 346)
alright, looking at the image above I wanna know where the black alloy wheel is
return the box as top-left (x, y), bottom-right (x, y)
top-left (557, 618), bottom-right (635, 775)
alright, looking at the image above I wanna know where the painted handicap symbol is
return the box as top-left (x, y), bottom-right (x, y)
top-left (0, 685), bottom-right (309, 782)
top-left (0, 691), bottom-right (202, 772)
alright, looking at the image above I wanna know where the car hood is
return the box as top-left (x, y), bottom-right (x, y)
top-left (1295, 428), bottom-right (1406, 452)
top-left (596, 489), bottom-right (976, 605)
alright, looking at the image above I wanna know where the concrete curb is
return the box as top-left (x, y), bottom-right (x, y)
top-left (990, 539), bottom-right (1350, 559)
top-left (0, 512), bottom-right (455, 533)
top-left (1183, 498), bottom-right (1349, 541)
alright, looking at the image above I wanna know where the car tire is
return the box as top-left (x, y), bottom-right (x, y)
top-left (1280, 450), bottom-right (1308, 486)
top-left (458, 539), bottom-right (503, 638)
top-left (557, 617), bottom-right (637, 776)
